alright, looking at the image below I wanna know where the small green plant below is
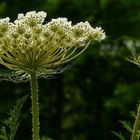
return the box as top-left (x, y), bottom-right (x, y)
top-left (0, 95), bottom-right (28, 140)
top-left (113, 110), bottom-right (140, 140)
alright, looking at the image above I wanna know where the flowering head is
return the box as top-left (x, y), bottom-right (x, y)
top-left (0, 11), bottom-right (105, 81)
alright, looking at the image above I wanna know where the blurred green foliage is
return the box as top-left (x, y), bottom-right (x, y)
top-left (0, 0), bottom-right (140, 140)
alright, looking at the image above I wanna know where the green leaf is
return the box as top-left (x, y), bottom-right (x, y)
top-left (112, 131), bottom-right (125, 140)
top-left (0, 95), bottom-right (28, 140)
top-left (0, 127), bottom-right (8, 140)
top-left (120, 120), bottom-right (132, 133)
top-left (41, 136), bottom-right (53, 140)
top-left (130, 111), bottom-right (136, 119)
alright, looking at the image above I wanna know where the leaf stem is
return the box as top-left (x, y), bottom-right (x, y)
top-left (131, 103), bottom-right (140, 140)
top-left (30, 71), bottom-right (40, 140)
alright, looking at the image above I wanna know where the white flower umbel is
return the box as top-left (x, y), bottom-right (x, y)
top-left (0, 11), bottom-right (105, 78)
top-left (0, 11), bottom-right (105, 140)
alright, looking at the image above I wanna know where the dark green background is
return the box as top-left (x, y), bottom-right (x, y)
top-left (0, 0), bottom-right (140, 140)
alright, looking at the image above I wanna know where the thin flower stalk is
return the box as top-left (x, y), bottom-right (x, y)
top-left (129, 49), bottom-right (140, 140)
top-left (131, 104), bottom-right (140, 140)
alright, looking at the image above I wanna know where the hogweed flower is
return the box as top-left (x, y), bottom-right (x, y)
top-left (0, 11), bottom-right (105, 79)
top-left (0, 11), bottom-right (105, 140)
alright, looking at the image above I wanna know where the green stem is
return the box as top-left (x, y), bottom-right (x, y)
top-left (131, 103), bottom-right (140, 140)
top-left (30, 71), bottom-right (40, 140)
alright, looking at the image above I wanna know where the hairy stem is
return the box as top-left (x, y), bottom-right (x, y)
top-left (30, 71), bottom-right (40, 140)
top-left (131, 103), bottom-right (140, 140)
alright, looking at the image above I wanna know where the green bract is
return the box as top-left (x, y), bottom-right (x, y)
top-left (0, 11), bottom-right (105, 80)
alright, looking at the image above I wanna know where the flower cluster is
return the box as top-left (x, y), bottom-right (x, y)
top-left (0, 11), bottom-right (105, 80)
